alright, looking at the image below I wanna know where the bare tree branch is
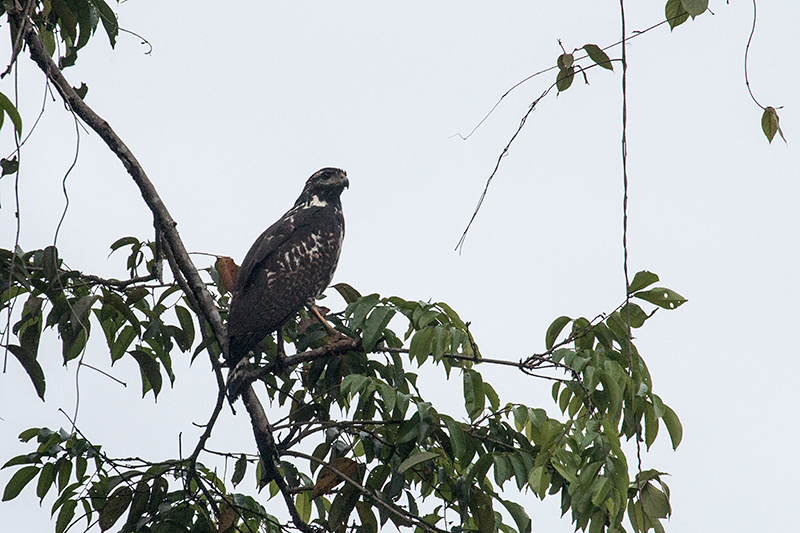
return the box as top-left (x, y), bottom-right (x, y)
top-left (18, 16), bottom-right (309, 530)
top-left (21, 19), bottom-right (228, 353)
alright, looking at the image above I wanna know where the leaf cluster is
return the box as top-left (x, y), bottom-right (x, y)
top-left (3, 235), bottom-right (686, 533)
top-left (2, 0), bottom-right (118, 69)
top-left (1, 242), bottom-right (198, 400)
top-left (1, 426), bottom-right (281, 533)
top-left (555, 44), bottom-right (614, 93)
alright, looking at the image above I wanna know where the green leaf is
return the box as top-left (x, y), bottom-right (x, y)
top-left (71, 295), bottom-right (99, 328)
top-left (110, 325), bottom-right (136, 363)
top-left (88, 0), bottom-right (118, 48)
top-left (3, 465), bottom-right (40, 501)
top-left (1, 156), bottom-right (19, 176)
top-left (409, 327), bottom-right (434, 362)
top-left (0, 91), bottom-right (22, 136)
top-left (632, 287), bottom-right (687, 309)
top-left (545, 316), bottom-right (571, 350)
top-left (622, 302), bottom-right (648, 329)
top-left (437, 301), bottom-right (467, 330)
top-left (328, 483), bottom-right (359, 530)
top-left (128, 480), bottom-right (150, 527)
top-left (99, 485), bottom-right (132, 531)
top-left (641, 482), bottom-right (671, 518)
top-left (463, 369), bottom-right (485, 421)
top-left (109, 236), bottom-right (139, 252)
top-left (356, 502), bottom-right (378, 533)
top-left (350, 293), bottom-right (380, 331)
top-left (493, 454), bottom-right (511, 485)
top-left (340, 373), bottom-right (368, 396)
top-left (556, 65), bottom-right (575, 92)
top-left (528, 465), bottom-right (549, 499)
top-left (665, 0), bottom-right (689, 30)
top-left (662, 405), bottom-right (683, 449)
top-left (104, 292), bottom-right (141, 335)
top-left (76, 456), bottom-right (87, 480)
top-left (6, 344), bottom-right (46, 400)
top-left (232, 454), bottom-right (247, 487)
top-left (440, 415), bottom-right (467, 463)
top-left (557, 53), bottom-right (574, 70)
top-left (174, 305), bottom-right (195, 351)
top-left (644, 403), bottom-right (658, 450)
top-left (628, 271), bottom-right (659, 293)
top-left (680, 0), bottom-right (707, 17)
top-left (72, 83), bottom-right (88, 100)
top-left (558, 386), bottom-right (571, 414)
top-left (56, 458), bottom-right (71, 492)
top-left (761, 107), bottom-right (785, 144)
top-left (42, 30), bottom-right (57, 56)
top-left (130, 349), bottom-right (162, 398)
top-left (362, 306), bottom-right (395, 351)
top-left (56, 499), bottom-right (77, 533)
top-left (377, 382), bottom-right (397, 414)
top-left (398, 451), bottom-right (438, 474)
top-left (333, 282), bottom-right (361, 304)
top-left (583, 44), bottom-right (613, 70)
top-left (468, 488), bottom-right (494, 533)
top-left (484, 382), bottom-right (500, 412)
top-left (36, 462), bottom-right (56, 502)
top-left (19, 427), bottom-right (41, 443)
top-left (590, 476), bottom-right (611, 507)
top-left (467, 453), bottom-right (494, 487)
top-left (431, 325), bottom-right (449, 361)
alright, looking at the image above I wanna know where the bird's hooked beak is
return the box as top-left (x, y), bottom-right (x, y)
top-left (328, 172), bottom-right (348, 192)
top-left (332, 170), bottom-right (349, 190)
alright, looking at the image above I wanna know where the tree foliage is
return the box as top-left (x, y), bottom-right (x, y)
top-left (2, 239), bottom-right (685, 533)
top-left (6, 1), bottom-right (774, 532)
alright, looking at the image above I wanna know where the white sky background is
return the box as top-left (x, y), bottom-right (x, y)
top-left (1, 1), bottom-right (799, 531)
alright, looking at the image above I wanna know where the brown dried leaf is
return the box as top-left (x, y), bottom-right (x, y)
top-left (216, 257), bottom-right (239, 295)
top-left (218, 501), bottom-right (236, 532)
top-left (313, 457), bottom-right (358, 499)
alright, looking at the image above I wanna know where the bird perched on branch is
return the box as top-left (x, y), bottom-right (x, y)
top-left (226, 168), bottom-right (348, 397)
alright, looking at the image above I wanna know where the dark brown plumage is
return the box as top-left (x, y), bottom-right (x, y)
top-left (227, 168), bottom-right (348, 371)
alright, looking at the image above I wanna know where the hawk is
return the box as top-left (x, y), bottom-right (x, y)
top-left (227, 167), bottom-right (348, 380)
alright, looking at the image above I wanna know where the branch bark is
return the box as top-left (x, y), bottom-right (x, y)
top-left (19, 15), bottom-right (298, 527)
top-left (23, 24), bottom-right (228, 353)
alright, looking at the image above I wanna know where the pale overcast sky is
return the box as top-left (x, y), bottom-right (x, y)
top-left (1, 2), bottom-right (799, 532)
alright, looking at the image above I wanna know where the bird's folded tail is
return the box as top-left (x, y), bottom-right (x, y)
top-left (226, 356), bottom-right (250, 402)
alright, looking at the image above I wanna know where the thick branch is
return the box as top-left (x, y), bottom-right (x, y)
top-left (246, 336), bottom-right (358, 383)
top-left (20, 19), bottom-right (300, 528)
top-left (22, 23), bottom-right (228, 354)
top-left (241, 387), bottom-right (317, 533)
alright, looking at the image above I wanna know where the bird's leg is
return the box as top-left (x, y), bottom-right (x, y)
top-left (309, 304), bottom-right (347, 341)
top-left (275, 325), bottom-right (287, 372)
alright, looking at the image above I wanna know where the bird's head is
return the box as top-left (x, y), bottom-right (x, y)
top-left (297, 167), bottom-right (349, 206)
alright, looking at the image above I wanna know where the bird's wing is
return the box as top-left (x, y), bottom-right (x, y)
top-left (233, 206), bottom-right (323, 294)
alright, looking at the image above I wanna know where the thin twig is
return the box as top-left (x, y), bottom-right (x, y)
top-left (618, 0), bottom-right (644, 497)
top-left (1, 0), bottom-right (36, 78)
top-left (743, 0), bottom-right (764, 110)
top-left (455, 87), bottom-right (551, 253)
top-left (79, 363), bottom-right (127, 387)
top-left (453, 17), bottom-right (674, 252)
top-left (286, 450), bottom-right (449, 533)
